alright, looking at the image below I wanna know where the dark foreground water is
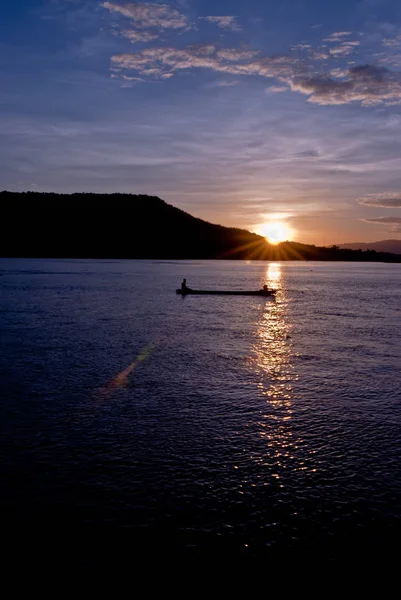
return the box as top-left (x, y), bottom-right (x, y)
top-left (1, 259), bottom-right (400, 571)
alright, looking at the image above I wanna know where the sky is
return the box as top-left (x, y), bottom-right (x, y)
top-left (1, 0), bottom-right (401, 244)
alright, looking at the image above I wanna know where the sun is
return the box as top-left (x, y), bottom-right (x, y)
top-left (256, 221), bottom-right (291, 244)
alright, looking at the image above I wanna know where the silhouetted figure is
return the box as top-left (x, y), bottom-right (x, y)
top-left (263, 284), bottom-right (268, 291)
top-left (181, 278), bottom-right (188, 292)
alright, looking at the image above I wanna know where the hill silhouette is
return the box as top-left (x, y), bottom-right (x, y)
top-left (1, 191), bottom-right (401, 262)
top-left (340, 240), bottom-right (401, 255)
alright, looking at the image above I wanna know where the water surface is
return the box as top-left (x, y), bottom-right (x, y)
top-left (1, 259), bottom-right (400, 567)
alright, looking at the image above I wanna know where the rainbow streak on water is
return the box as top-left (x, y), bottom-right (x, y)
top-left (99, 343), bottom-right (155, 397)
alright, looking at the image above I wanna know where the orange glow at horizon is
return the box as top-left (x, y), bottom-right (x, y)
top-left (255, 221), bottom-right (293, 244)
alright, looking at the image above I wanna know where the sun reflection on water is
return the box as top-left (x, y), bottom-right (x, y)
top-left (249, 263), bottom-right (307, 478)
top-left (265, 262), bottom-right (281, 290)
top-left (255, 265), bottom-right (294, 405)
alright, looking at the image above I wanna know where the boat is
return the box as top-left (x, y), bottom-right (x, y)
top-left (176, 288), bottom-right (277, 297)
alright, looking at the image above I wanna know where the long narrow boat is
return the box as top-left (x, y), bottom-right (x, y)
top-left (176, 288), bottom-right (277, 297)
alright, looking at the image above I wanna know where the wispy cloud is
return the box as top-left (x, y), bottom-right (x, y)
top-left (110, 40), bottom-right (401, 107)
top-left (323, 31), bottom-right (354, 42)
top-left (310, 51), bottom-right (330, 60)
top-left (120, 29), bottom-right (159, 43)
top-left (290, 64), bottom-right (401, 106)
top-left (100, 5), bottom-right (401, 108)
top-left (267, 85), bottom-right (289, 93)
top-left (358, 192), bottom-right (401, 207)
top-left (111, 72), bottom-right (146, 83)
top-left (203, 16), bottom-right (241, 32)
top-left (382, 34), bottom-right (401, 48)
top-left (110, 45), bottom-right (302, 81)
top-left (330, 67), bottom-right (348, 77)
top-left (328, 40), bottom-right (360, 57)
top-left (362, 216), bottom-right (401, 233)
top-left (102, 2), bottom-right (190, 30)
top-left (216, 48), bottom-right (258, 61)
top-left (291, 43), bottom-right (312, 51)
top-left (363, 217), bottom-right (401, 223)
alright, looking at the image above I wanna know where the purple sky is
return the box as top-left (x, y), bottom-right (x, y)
top-left (2, 0), bottom-right (401, 243)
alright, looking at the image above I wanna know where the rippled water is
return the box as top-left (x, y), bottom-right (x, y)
top-left (1, 259), bottom-right (400, 568)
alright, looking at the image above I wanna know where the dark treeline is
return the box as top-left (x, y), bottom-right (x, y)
top-left (1, 191), bottom-right (401, 262)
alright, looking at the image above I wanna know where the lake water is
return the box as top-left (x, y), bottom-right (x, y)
top-left (1, 258), bottom-right (400, 569)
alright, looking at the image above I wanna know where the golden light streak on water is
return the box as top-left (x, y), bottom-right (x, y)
top-left (248, 263), bottom-right (311, 478)
top-left (255, 264), bottom-right (293, 407)
top-left (265, 262), bottom-right (281, 289)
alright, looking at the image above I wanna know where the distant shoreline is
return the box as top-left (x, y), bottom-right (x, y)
top-left (1, 256), bottom-right (401, 263)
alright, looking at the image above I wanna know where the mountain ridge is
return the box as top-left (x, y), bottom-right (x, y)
top-left (1, 191), bottom-right (401, 262)
top-left (340, 240), bottom-right (401, 255)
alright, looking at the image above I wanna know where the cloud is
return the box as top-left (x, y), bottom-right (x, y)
top-left (328, 40), bottom-right (360, 57)
top-left (110, 45), bottom-right (303, 81)
top-left (267, 85), bottom-right (289, 93)
top-left (330, 67), bottom-right (348, 77)
top-left (311, 51), bottom-right (330, 60)
top-left (111, 73), bottom-right (146, 85)
top-left (362, 216), bottom-right (401, 233)
top-left (203, 16), bottom-right (241, 32)
top-left (102, 2), bottom-right (189, 30)
top-left (120, 29), bottom-right (159, 43)
top-left (378, 53), bottom-right (401, 68)
top-left (323, 32), bottom-right (353, 42)
top-left (363, 217), bottom-right (401, 223)
top-left (216, 49), bottom-right (258, 61)
top-left (291, 33), bottom-right (360, 60)
top-left (210, 79), bottom-right (240, 87)
top-left (358, 192), bottom-right (401, 208)
top-left (110, 44), bottom-right (401, 108)
top-left (382, 34), bottom-right (401, 48)
top-left (290, 64), bottom-right (401, 106)
top-left (105, 18), bottom-right (401, 108)
top-left (291, 44), bottom-right (312, 51)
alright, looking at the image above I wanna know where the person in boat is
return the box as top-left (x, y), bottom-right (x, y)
top-left (263, 284), bottom-right (268, 292)
top-left (181, 278), bottom-right (188, 292)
